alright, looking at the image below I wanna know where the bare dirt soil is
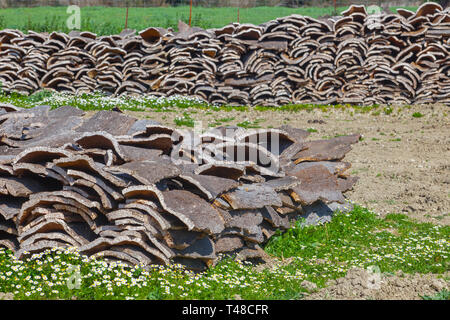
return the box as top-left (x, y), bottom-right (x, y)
top-left (125, 103), bottom-right (450, 225)
top-left (305, 267), bottom-right (449, 300)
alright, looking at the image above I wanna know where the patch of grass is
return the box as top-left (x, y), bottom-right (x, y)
top-left (322, 134), bottom-right (347, 140)
top-left (218, 117), bottom-right (235, 123)
top-left (412, 112), bottom-right (424, 118)
top-left (389, 138), bottom-right (402, 142)
top-left (421, 289), bottom-right (450, 300)
top-left (383, 107), bottom-right (393, 115)
top-left (236, 119), bottom-right (265, 129)
top-left (371, 138), bottom-right (380, 141)
top-left (174, 112), bottom-right (195, 127)
top-left (208, 122), bottom-right (222, 127)
top-left (0, 91), bottom-right (394, 116)
top-left (0, 248), bottom-right (307, 300)
top-left (27, 89), bottom-right (53, 102)
top-left (265, 205), bottom-right (449, 287)
top-left (1, 205), bottom-right (448, 300)
top-left (307, 128), bottom-right (318, 133)
top-left (351, 167), bottom-right (369, 175)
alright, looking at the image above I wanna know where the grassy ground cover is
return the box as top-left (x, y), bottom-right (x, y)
top-left (0, 91), bottom-right (381, 114)
top-left (0, 5), bottom-right (419, 35)
top-left (1, 205), bottom-right (448, 300)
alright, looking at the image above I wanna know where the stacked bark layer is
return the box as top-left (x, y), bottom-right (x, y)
top-left (0, 104), bottom-right (359, 270)
top-left (0, 3), bottom-right (449, 106)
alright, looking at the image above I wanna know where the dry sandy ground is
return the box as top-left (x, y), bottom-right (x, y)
top-left (125, 103), bottom-right (450, 225)
top-left (304, 268), bottom-right (449, 300)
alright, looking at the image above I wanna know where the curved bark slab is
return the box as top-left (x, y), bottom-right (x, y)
top-left (215, 235), bottom-right (244, 253)
top-left (117, 134), bottom-right (174, 153)
top-left (18, 192), bottom-right (101, 226)
top-left (0, 197), bottom-right (24, 220)
top-left (293, 134), bottom-right (360, 164)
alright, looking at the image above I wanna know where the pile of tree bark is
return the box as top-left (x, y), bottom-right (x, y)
top-left (0, 3), bottom-right (449, 106)
top-left (0, 104), bottom-right (359, 270)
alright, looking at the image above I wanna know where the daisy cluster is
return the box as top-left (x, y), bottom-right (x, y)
top-left (0, 91), bottom-right (212, 111)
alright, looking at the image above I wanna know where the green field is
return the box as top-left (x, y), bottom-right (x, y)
top-left (0, 5), bottom-right (419, 35)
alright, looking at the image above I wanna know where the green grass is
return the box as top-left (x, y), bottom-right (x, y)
top-left (421, 289), bottom-right (450, 300)
top-left (0, 5), bottom-right (420, 35)
top-left (174, 112), bottom-right (196, 127)
top-left (0, 91), bottom-right (212, 112)
top-left (412, 112), bottom-right (424, 118)
top-left (1, 205), bottom-right (448, 300)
